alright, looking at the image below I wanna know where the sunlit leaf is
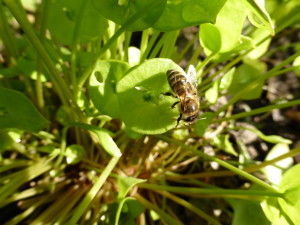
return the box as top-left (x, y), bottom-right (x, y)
top-left (0, 87), bottom-right (49, 132)
top-left (278, 164), bottom-right (300, 225)
top-left (89, 60), bottom-right (130, 118)
top-left (229, 198), bottom-right (270, 225)
top-left (65, 144), bottom-right (87, 164)
top-left (228, 60), bottom-right (266, 100)
top-left (262, 144), bottom-right (293, 186)
top-left (116, 58), bottom-right (181, 134)
top-left (154, 0), bottom-right (226, 31)
top-left (200, 0), bottom-right (247, 53)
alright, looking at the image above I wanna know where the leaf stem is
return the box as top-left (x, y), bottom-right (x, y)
top-left (213, 99), bottom-right (300, 124)
top-left (3, 0), bottom-right (83, 120)
top-left (158, 135), bottom-right (278, 192)
top-left (134, 193), bottom-right (184, 225)
top-left (138, 183), bottom-right (283, 198)
top-left (214, 50), bottom-right (300, 116)
top-left (155, 190), bottom-right (222, 225)
top-left (67, 156), bottom-right (121, 225)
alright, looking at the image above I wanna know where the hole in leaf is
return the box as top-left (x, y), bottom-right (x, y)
top-left (111, 80), bottom-right (116, 93)
top-left (94, 71), bottom-right (103, 83)
top-left (62, 7), bottom-right (75, 21)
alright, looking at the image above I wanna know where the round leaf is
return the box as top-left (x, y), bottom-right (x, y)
top-left (0, 87), bottom-right (49, 132)
top-left (278, 164), bottom-right (300, 225)
top-left (89, 60), bottom-right (130, 118)
top-left (65, 144), bottom-right (87, 164)
top-left (262, 144), bottom-right (293, 186)
top-left (116, 58), bottom-right (182, 134)
top-left (0, 130), bottom-right (14, 152)
top-left (48, 0), bottom-right (108, 45)
top-left (200, 0), bottom-right (247, 53)
top-left (228, 60), bottom-right (266, 100)
top-left (153, 0), bottom-right (226, 31)
top-left (92, 0), bottom-right (166, 31)
top-left (199, 23), bottom-right (222, 53)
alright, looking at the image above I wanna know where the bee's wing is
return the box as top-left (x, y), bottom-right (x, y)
top-left (186, 65), bottom-right (198, 88)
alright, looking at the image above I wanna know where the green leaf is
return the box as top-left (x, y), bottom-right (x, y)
top-left (89, 60), bottom-right (130, 118)
top-left (199, 23), bottom-right (222, 53)
top-left (128, 47), bottom-right (141, 67)
top-left (229, 198), bottom-right (271, 225)
top-left (205, 80), bottom-right (219, 104)
top-left (65, 144), bottom-right (87, 164)
top-left (244, 0), bottom-right (274, 35)
top-left (242, 127), bottom-right (292, 145)
top-left (278, 164), bottom-right (300, 225)
top-left (220, 67), bottom-right (235, 91)
top-left (248, 28), bottom-right (272, 59)
top-left (68, 122), bottom-right (121, 157)
top-left (0, 87), bottom-right (49, 132)
top-left (210, 36), bottom-right (255, 63)
top-left (20, 0), bottom-right (38, 11)
top-left (257, 134), bottom-right (292, 145)
top-left (200, 0), bottom-right (247, 53)
top-left (0, 130), bottom-right (14, 152)
top-left (47, 0), bottom-right (108, 45)
top-left (195, 112), bottom-right (214, 137)
top-left (292, 55), bottom-right (300, 77)
top-left (56, 106), bottom-right (73, 126)
top-left (117, 176), bottom-right (146, 199)
top-left (92, 0), bottom-right (166, 31)
top-left (153, 0), bottom-right (226, 31)
top-left (262, 164), bottom-right (300, 225)
top-left (213, 134), bottom-right (237, 156)
top-left (268, 1), bottom-right (300, 30)
top-left (228, 60), bottom-right (266, 100)
top-left (261, 196), bottom-right (289, 225)
top-left (116, 58), bottom-right (182, 134)
top-left (0, 66), bottom-right (20, 78)
top-left (262, 144), bottom-right (293, 186)
top-left (113, 197), bottom-right (145, 225)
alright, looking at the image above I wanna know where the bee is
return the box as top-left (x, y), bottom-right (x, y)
top-left (166, 65), bottom-right (199, 127)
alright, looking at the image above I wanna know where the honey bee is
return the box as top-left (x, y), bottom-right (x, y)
top-left (166, 65), bottom-right (199, 127)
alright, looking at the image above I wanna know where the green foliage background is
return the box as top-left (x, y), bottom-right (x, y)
top-left (0, 0), bottom-right (300, 224)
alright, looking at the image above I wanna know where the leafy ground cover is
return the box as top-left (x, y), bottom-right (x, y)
top-left (0, 0), bottom-right (300, 224)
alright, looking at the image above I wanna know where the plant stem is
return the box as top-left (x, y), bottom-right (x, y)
top-left (35, 0), bottom-right (51, 111)
top-left (139, 183), bottom-right (283, 198)
top-left (159, 30), bottom-right (179, 58)
top-left (70, 0), bottom-right (88, 97)
top-left (67, 156), bottom-right (121, 225)
top-left (140, 30), bottom-right (161, 61)
top-left (155, 190), bottom-right (222, 225)
top-left (0, 0), bottom-right (18, 62)
top-left (213, 99), bottom-right (300, 124)
top-left (158, 135), bottom-right (278, 192)
top-left (134, 193), bottom-right (184, 225)
top-left (3, 0), bottom-right (83, 120)
top-left (166, 147), bottom-right (300, 179)
top-left (214, 50), bottom-right (300, 116)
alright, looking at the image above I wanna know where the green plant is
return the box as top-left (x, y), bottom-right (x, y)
top-left (1, 0), bottom-right (300, 224)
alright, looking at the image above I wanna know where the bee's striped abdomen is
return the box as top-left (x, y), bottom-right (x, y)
top-left (167, 70), bottom-right (189, 96)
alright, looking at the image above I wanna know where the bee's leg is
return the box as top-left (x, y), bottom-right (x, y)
top-left (171, 101), bottom-right (180, 109)
top-left (163, 92), bottom-right (177, 98)
top-left (175, 113), bottom-right (182, 128)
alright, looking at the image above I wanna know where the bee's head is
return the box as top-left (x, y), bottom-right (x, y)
top-left (184, 113), bottom-right (198, 123)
